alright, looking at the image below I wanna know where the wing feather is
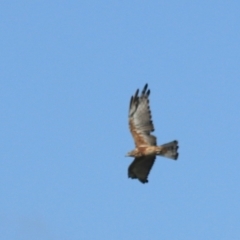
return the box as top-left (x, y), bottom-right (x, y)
top-left (128, 156), bottom-right (156, 183)
top-left (129, 84), bottom-right (156, 147)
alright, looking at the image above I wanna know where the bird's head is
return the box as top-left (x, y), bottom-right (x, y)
top-left (125, 150), bottom-right (135, 157)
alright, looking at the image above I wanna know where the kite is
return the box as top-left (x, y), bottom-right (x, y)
top-left (126, 84), bottom-right (179, 183)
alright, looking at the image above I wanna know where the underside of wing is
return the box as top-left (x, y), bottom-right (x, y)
top-left (128, 156), bottom-right (156, 183)
top-left (129, 84), bottom-right (156, 147)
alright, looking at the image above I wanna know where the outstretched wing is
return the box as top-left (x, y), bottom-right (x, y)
top-left (128, 156), bottom-right (156, 183)
top-left (129, 84), bottom-right (156, 147)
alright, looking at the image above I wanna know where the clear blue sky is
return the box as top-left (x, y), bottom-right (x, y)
top-left (1, 1), bottom-right (240, 239)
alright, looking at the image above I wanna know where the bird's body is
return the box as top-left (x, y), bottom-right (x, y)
top-left (126, 84), bottom-right (179, 183)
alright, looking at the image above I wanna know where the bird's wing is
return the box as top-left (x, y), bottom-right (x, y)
top-left (129, 84), bottom-right (156, 147)
top-left (128, 156), bottom-right (156, 183)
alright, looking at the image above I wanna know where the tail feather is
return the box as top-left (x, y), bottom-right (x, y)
top-left (158, 140), bottom-right (179, 160)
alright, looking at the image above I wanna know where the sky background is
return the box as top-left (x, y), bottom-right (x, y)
top-left (1, 1), bottom-right (240, 239)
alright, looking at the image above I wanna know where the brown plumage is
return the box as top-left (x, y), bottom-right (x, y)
top-left (126, 84), bottom-right (179, 184)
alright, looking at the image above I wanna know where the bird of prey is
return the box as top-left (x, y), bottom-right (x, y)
top-left (126, 84), bottom-right (179, 184)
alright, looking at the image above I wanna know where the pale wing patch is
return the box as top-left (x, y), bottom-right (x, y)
top-left (129, 119), bottom-right (155, 146)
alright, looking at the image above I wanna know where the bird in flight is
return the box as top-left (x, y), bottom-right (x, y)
top-left (126, 84), bottom-right (179, 184)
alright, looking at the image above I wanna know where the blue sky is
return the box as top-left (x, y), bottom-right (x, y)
top-left (1, 1), bottom-right (240, 239)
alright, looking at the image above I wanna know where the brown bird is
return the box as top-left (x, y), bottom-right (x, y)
top-left (126, 84), bottom-right (179, 183)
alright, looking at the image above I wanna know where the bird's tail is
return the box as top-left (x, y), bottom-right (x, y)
top-left (157, 140), bottom-right (179, 160)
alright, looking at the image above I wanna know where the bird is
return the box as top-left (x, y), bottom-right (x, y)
top-left (126, 84), bottom-right (179, 184)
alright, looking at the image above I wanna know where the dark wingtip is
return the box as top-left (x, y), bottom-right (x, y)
top-left (134, 89), bottom-right (139, 99)
top-left (139, 178), bottom-right (148, 184)
top-left (142, 83), bottom-right (148, 94)
top-left (146, 89), bottom-right (150, 96)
